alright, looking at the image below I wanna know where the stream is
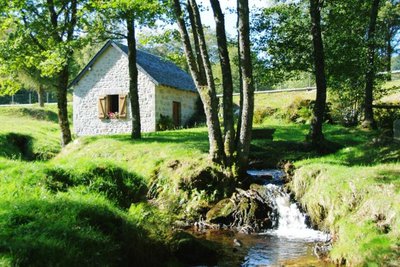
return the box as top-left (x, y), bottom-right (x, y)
top-left (190, 170), bottom-right (334, 266)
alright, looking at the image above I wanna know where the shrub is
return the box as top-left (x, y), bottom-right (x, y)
top-left (253, 107), bottom-right (277, 124)
top-left (285, 97), bottom-right (313, 124)
top-left (157, 114), bottom-right (174, 131)
top-left (186, 97), bottom-right (206, 128)
top-left (285, 97), bottom-right (333, 124)
top-left (329, 94), bottom-right (362, 127)
top-left (374, 106), bottom-right (400, 130)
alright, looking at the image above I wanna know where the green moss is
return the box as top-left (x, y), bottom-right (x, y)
top-left (206, 198), bottom-right (235, 224)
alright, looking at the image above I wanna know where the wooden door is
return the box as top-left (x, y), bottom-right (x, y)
top-left (172, 101), bottom-right (181, 127)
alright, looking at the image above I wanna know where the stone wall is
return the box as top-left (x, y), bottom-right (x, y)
top-left (73, 46), bottom-right (156, 136)
top-left (155, 85), bottom-right (198, 127)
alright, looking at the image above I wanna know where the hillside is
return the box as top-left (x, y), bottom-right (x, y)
top-left (0, 93), bottom-right (399, 265)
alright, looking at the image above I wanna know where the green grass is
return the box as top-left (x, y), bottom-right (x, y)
top-left (0, 105), bottom-right (62, 160)
top-left (0, 105), bottom-right (222, 266)
top-left (1, 96), bottom-right (399, 266)
top-left (291, 163), bottom-right (400, 266)
top-left (234, 90), bottom-right (316, 110)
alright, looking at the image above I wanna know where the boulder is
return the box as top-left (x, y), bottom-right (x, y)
top-left (206, 184), bottom-right (281, 232)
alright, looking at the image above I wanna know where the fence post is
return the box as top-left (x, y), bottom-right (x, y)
top-left (46, 92), bottom-right (49, 103)
top-left (11, 95), bottom-right (14, 104)
top-left (29, 93), bottom-right (32, 104)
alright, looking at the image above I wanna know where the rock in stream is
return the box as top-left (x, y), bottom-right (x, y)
top-left (206, 184), bottom-right (284, 233)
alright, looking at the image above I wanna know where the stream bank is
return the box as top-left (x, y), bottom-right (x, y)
top-left (188, 169), bottom-right (332, 266)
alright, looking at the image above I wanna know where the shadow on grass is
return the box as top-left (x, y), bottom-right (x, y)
top-left (375, 169), bottom-right (400, 186)
top-left (17, 107), bottom-right (59, 123)
top-left (84, 129), bottom-right (210, 153)
top-left (0, 133), bottom-right (34, 161)
top-left (0, 106), bottom-right (59, 123)
top-left (44, 164), bottom-right (148, 209)
top-left (249, 140), bottom-right (326, 167)
top-left (250, 122), bottom-right (400, 167)
top-left (0, 198), bottom-right (167, 267)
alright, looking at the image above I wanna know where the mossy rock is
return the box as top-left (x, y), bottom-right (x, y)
top-left (206, 185), bottom-right (280, 231)
top-left (206, 198), bottom-right (235, 224)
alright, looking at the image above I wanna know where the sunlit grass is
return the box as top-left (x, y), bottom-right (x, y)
top-left (0, 96), bottom-right (399, 266)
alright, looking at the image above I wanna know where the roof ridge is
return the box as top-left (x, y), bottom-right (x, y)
top-left (70, 40), bottom-right (196, 92)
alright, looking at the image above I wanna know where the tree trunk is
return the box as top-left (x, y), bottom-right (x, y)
top-left (172, 0), bottom-right (225, 163)
top-left (363, 0), bottom-right (380, 129)
top-left (47, 0), bottom-right (77, 147)
top-left (210, 0), bottom-right (235, 165)
top-left (235, 12), bottom-right (243, 148)
top-left (57, 67), bottom-right (72, 146)
top-left (38, 85), bottom-right (45, 107)
top-left (386, 26), bottom-right (393, 81)
top-left (188, 0), bottom-right (225, 164)
top-left (237, 0), bottom-right (254, 171)
top-left (127, 16), bottom-right (141, 139)
top-left (308, 0), bottom-right (327, 147)
top-left (187, 1), bottom-right (207, 83)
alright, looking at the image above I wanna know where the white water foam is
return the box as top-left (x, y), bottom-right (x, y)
top-left (248, 170), bottom-right (330, 242)
top-left (265, 193), bottom-right (329, 241)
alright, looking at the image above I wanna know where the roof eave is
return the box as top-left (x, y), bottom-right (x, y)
top-left (68, 40), bottom-right (113, 88)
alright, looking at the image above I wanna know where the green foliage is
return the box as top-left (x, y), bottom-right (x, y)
top-left (285, 97), bottom-right (313, 124)
top-left (252, 0), bottom-right (390, 117)
top-left (253, 107), bottom-right (277, 124)
top-left (374, 107), bottom-right (400, 130)
top-left (156, 114), bottom-right (174, 131)
top-left (185, 97), bottom-right (206, 128)
top-left (89, 0), bottom-right (164, 40)
top-left (284, 97), bottom-right (332, 124)
top-left (0, 0), bottom-right (90, 93)
top-left (252, 2), bottom-right (312, 87)
top-left (138, 29), bottom-right (188, 71)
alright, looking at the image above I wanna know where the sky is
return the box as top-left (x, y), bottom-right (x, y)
top-left (198, 0), bottom-right (273, 37)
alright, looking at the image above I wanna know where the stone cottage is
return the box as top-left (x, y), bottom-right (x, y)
top-left (70, 40), bottom-right (198, 136)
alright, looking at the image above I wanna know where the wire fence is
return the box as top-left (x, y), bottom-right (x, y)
top-left (0, 91), bottom-right (57, 105)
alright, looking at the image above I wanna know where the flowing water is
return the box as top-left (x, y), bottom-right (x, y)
top-left (190, 169), bottom-right (333, 266)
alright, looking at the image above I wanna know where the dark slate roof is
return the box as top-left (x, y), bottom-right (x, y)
top-left (69, 40), bottom-right (196, 92)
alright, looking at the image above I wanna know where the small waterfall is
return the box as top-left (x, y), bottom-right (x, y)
top-left (247, 170), bottom-right (329, 242)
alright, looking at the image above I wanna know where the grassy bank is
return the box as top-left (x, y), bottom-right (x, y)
top-left (287, 130), bottom-right (400, 265)
top-left (249, 90), bottom-right (400, 265)
top-left (291, 162), bottom-right (400, 266)
top-left (1, 97), bottom-right (399, 266)
top-left (0, 105), bottom-right (219, 266)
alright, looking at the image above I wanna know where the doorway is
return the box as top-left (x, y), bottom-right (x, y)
top-left (172, 101), bottom-right (181, 127)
